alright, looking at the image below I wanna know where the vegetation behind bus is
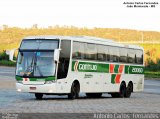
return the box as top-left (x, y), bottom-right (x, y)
top-left (0, 26), bottom-right (160, 62)
top-left (0, 51), bottom-right (16, 66)
top-left (145, 58), bottom-right (160, 79)
top-left (0, 25), bottom-right (160, 78)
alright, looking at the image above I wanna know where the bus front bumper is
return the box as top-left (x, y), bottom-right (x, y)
top-left (16, 83), bottom-right (57, 93)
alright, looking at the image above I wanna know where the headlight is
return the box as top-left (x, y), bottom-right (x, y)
top-left (17, 88), bottom-right (22, 92)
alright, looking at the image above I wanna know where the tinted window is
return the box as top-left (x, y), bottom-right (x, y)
top-left (20, 40), bottom-right (58, 50)
top-left (97, 45), bottom-right (107, 61)
top-left (109, 46), bottom-right (119, 62)
top-left (85, 43), bottom-right (97, 60)
top-left (119, 48), bottom-right (127, 63)
top-left (72, 42), bottom-right (85, 59)
top-left (108, 46), bottom-right (113, 62)
top-left (136, 50), bottom-right (143, 64)
top-left (127, 49), bottom-right (135, 63)
top-left (72, 41), bottom-right (143, 65)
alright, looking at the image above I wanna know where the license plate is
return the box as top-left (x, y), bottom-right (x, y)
top-left (30, 87), bottom-right (36, 90)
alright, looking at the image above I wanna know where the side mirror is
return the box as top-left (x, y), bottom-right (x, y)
top-left (54, 49), bottom-right (61, 62)
top-left (6, 49), bottom-right (17, 62)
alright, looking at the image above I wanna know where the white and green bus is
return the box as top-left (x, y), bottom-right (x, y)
top-left (14, 36), bottom-right (144, 99)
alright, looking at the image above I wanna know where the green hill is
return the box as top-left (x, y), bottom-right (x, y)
top-left (0, 25), bottom-right (160, 62)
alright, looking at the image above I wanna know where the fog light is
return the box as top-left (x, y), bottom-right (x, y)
top-left (17, 89), bottom-right (22, 92)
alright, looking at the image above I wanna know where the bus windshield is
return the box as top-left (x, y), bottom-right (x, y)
top-left (16, 51), bottom-right (55, 77)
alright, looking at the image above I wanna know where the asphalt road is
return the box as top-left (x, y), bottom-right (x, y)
top-left (0, 66), bottom-right (160, 115)
top-left (0, 66), bottom-right (15, 80)
top-left (144, 79), bottom-right (160, 94)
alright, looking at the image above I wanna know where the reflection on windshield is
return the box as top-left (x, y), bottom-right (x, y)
top-left (16, 51), bottom-right (55, 77)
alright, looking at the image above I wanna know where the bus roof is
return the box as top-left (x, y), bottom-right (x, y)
top-left (23, 35), bottom-right (143, 50)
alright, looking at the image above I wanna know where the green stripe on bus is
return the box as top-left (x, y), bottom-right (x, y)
top-left (125, 66), bottom-right (129, 74)
top-left (72, 61), bottom-right (144, 74)
top-left (16, 76), bottom-right (22, 81)
top-left (128, 66), bottom-right (144, 74)
top-left (72, 61), bottom-right (109, 73)
top-left (111, 74), bottom-right (116, 84)
top-left (15, 76), bottom-right (56, 81)
top-left (114, 65), bottom-right (119, 73)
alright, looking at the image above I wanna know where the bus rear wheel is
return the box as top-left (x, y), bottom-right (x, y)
top-left (111, 83), bottom-right (126, 98)
top-left (125, 82), bottom-right (133, 98)
top-left (68, 81), bottom-right (80, 100)
top-left (119, 83), bottom-right (126, 98)
top-left (35, 93), bottom-right (43, 100)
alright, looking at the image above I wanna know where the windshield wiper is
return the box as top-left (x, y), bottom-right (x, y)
top-left (34, 55), bottom-right (43, 77)
top-left (24, 54), bottom-right (35, 76)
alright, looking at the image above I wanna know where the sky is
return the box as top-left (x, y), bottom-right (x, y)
top-left (0, 0), bottom-right (160, 31)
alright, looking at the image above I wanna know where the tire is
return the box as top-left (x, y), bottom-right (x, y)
top-left (119, 83), bottom-right (126, 98)
top-left (35, 93), bottom-right (43, 100)
top-left (68, 82), bottom-right (80, 100)
top-left (125, 83), bottom-right (133, 98)
top-left (110, 83), bottom-right (126, 98)
top-left (86, 93), bottom-right (102, 98)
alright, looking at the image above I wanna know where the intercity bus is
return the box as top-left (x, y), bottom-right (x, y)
top-left (14, 36), bottom-right (144, 99)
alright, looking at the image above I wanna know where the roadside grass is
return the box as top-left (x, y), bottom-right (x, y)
top-left (145, 71), bottom-right (160, 79)
top-left (0, 60), bottom-right (16, 67)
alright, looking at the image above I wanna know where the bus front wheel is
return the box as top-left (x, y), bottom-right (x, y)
top-left (68, 81), bottom-right (80, 100)
top-left (35, 93), bottom-right (43, 100)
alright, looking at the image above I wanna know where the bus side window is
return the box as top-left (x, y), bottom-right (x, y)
top-left (85, 43), bottom-right (97, 60)
top-left (136, 50), bottom-right (143, 64)
top-left (127, 49), bottom-right (135, 63)
top-left (105, 46), bottom-right (109, 61)
top-left (97, 45), bottom-right (106, 61)
top-left (72, 42), bottom-right (85, 59)
top-left (112, 47), bottom-right (119, 62)
top-left (119, 48), bottom-right (127, 63)
top-left (72, 42), bottom-right (79, 59)
top-left (108, 46), bottom-right (113, 62)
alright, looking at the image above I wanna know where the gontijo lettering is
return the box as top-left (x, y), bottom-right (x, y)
top-left (79, 64), bottom-right (97, 70)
